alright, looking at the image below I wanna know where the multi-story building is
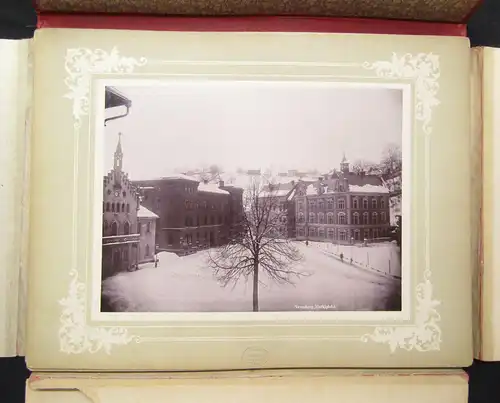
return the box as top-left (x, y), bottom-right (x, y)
top-left (137, 205), bottom-right (159, 264)
top-left (294, 156), bottom-right (391, 244)
top-left (134, 177), bottom-right (244, 255)
top-left (102, 134), bottom-right (141, 279)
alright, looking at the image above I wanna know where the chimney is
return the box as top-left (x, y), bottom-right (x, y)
top-left (219, 180), bottom-right (225, 188)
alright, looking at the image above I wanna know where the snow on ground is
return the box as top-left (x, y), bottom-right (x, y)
top-left (308, 242), bottom-right (401, 278)
top-left (102, 242), bottom-right (401, 313)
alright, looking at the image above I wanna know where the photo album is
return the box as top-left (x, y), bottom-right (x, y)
top-left (0, 10), bottom-right (494, 400)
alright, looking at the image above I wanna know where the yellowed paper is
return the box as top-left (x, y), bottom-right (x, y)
top-left (0, 38), bottom-right (31, 357)
top-left (27, 28), bottom-right (473, 370)
top-left (479, 46), bottom-right (500, 361)
top-left (26, 370), bottom-right (468, 403)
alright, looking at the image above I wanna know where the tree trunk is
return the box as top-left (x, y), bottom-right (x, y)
top-left (253, 260), bottom-right (259, 312)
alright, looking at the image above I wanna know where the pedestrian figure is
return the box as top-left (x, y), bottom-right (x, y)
top-left (350, 257), bottom-right (353, 265)
top-left (305, 240), bottom-right (309, 246)
top-left (340, 252), bottom-right (344, 263)
top-left (154, 257), bottom-right (159, 268)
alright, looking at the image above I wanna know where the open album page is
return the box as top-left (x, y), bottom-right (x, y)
top-left (0, 38), bottom-right (31, 357)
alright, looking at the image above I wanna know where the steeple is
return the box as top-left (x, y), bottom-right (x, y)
top-left (113, 133), bottom-right (123, 187)
top-left (114, 133), bottom-right (123, 172)
top-left (340, 152), bottom-right (350, 173)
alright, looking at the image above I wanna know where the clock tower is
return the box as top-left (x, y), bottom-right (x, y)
top-left (114, 133), bottom-right (123, 187)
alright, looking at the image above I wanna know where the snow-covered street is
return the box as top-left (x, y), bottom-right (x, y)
top-left (102, 241), bottom-right (401, 312)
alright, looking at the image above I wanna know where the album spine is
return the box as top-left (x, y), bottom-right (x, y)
top-left (35, 12), bottom-right (467, 36)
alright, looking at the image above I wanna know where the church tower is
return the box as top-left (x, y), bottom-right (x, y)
top-left (114, 133), bottom-right (123, 186)
top-left (340, 152), bottom-right (350, 173)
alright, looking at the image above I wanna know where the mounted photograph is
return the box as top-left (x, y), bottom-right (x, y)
top-left (99, 81), bottom-right (404, 313)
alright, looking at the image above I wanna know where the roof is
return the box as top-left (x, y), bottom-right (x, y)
top-left (198, 182), bottom-right (230, 195)
top-left (349, 184), bottom-right (389, 194)
top-left (330, 171), bottom-right (383, 187)
top-left (105, 87), bottom-right (131, 109)
top-left (160, 173), bottom-right (199, 182)
top-left (137, 205), bottom-right (159, 219)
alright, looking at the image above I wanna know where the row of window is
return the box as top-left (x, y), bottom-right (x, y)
top-left (297, 227), bottom-right (386, 240)
top-left (103, 221), bottom-right (152, 236)
top-left (106, 189), bottom-right (127, 198)
top-left (297, 197), bottom-right (386, 211)
top-left (185, 215), bottom-right (224, 227)
top-left (297, 211), bottom-right (386, 225)
top-left (104, 202), bottom-right (131, 213)
top-left (168, 231), bottom-right (216, 246)
top-left (185, 200), bottom-right (224, 210)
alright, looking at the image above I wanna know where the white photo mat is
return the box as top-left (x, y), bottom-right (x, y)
top-left (59, 48), bottom-right (439, 355)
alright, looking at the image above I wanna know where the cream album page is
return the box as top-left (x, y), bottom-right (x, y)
top-left (26, 370), bottom-right (468, 403)
top-left (480, 45), bottom-right (500, 361)
top-left (0, 38), bottom-right (31, 357)
top-left (27, 28), bottom-right (472, 370)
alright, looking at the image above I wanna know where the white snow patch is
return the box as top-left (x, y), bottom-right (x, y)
top-left (198, 182), bottom-right (230, 195)
top-left (137, 205), bottom-right (159, 219)
top-left (349, 184), bottom-right (389, 194)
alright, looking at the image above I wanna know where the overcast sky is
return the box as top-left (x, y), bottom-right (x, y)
top-left (103, 81), bottom-right (402, 179)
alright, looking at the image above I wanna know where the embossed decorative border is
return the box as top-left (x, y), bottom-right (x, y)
top-left (59, 48), bottom-right (441, 354)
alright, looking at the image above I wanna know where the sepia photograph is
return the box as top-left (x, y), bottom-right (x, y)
top-left (99, 81), bottom-right (403, 313)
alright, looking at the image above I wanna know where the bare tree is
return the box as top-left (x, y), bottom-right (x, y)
top-left (380, 143), bottom-right (402, 175)
top-left (351, 159), bottom-right (377, 174)
top-left (207, 177), bottom-right (306, 311)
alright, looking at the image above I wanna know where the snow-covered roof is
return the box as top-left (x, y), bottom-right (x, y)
top-left (137, 205), bottom-right (159, 219)
top-left (161, 173), bottom-right (199, 182)
top-left (198, 182), bottom-right (230, 195)
top-left (349, 184), bottom-right (389, 194)
top-left (287, 189), bottom-right (296, 201)
top-left (259, 189), bottom-right (291, 198)
top-left (306, 184), bottom-right (317, 195)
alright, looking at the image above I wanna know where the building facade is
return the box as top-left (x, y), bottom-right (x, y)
top-left (137, 205), bottom-right (159, 264)
top-left (102, 134), bottom-right (141, 279)
top-left (134, 177), bottom-right (244, 255)
top-left (294, 156), bottom-right (391, 244)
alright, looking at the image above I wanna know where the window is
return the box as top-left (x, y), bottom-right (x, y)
top-left (327, 199), bottom-right (334, 209)
top-left (298, 212), bottom-right (305, 223)
top-left (124, 222), bottom-right (130, 235)
top-left (354, 230), bottom-right (360, 240)
top-left (122, 203), bottom-right (125, 213)
top-left (319, 228), bottom-right (325, 238)
top-left (353, 212), bottom-right (360, 225)
top-left (297, 200), bottom-right (304, 211)
top-left (327, 212), bottom-right (334, 224)
top-left (381, 212), bottom-right (386, 223)
top-left (372, 212), bottom-right (378, 224)
top-left (280, 202), bottom-right (285, 211)
top-left (338, 212), bottom-right (346, 225)
top-left (126, 204), bottom-right (130, 213)
top-left (122, 191), bottom-right (126, 198)
top-left (372, 198), bottom-right (377, 209)
top-left (309, 227), bottom-right (316, 237)
top-left (309, 200), bottom-right (316, 209)
top-left (147, 222), bottom-right (151, 233)
top-left (363, 212), bottom-right (369, 224)
top-left (364, 229), bottom-right (370, 240)
top-left (363, 198), bottom-right (369, 209)
top-left (309, 213), bottom-right (316, 223)
top-left (318, 212), bottom-right (325, 224)
top-left (145, 244), bottom-right (150, 257)
top-left (111, 221), bottom-right (118, 236)
top-left (111, 203), bottom-right (115, 212)
top-left (338, 184), bottom-right (344, 192)
top-left (381, 199), bottom-right (385, 209)
top-left (298, 228), bottom-right (305, 237)
top-left (106, 202), bottom-right (110, 212)
top-left (328, 229), bottom-right (335, 239)
top-left (107, 189), bottom-right (111, 195)
top-left (281, 216), bottom-right (287, 224)
top-left (318, 200), bottom-right (325, 210)
top-left (102, 220), bottom-right (108, 235)
top-left (373, 229), bottom-right (379, 239)
top-left (337, 199), bottom-right (345, 209)
top-left (339, 231), bottom-right (346, 241)
top-left (352, 198), bottom-right (359, 209)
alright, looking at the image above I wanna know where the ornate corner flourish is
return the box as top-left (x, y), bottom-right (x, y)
top-left (59, 48), bottom-right (146, 354)
top-left (361, 53), bottom-right (442, 352)
top-left (363, 53), bottom-right (441, 135)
